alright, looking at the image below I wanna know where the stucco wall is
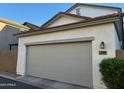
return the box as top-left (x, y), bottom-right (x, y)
top-left (69, 5), bottom-right (119, 18)
top-left (48, 16), bottom-right (83, 28)
top-left (17, 23), bottom-right (120, 88)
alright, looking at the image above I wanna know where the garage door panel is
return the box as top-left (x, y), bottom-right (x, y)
top-left (26, 42), bottom-right (92, 88)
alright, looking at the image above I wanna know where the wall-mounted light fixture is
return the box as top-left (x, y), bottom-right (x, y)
top-left (100, 41), bottom-right (105, 49)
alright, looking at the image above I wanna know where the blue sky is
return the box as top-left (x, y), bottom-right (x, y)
top-left (0, 3), bottom-right (123, 26)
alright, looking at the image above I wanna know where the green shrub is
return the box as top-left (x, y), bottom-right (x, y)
top-left (99, 58), bottom-right (124, 89)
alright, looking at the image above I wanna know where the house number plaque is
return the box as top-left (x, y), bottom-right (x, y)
top-left (99, 51), bottom-right (107, 55)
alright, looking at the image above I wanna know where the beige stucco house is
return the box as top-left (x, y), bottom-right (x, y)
top-left (15, 3), bottom-right (124, 88)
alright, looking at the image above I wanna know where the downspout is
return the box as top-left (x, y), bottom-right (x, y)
top-left (117, 8), bottom-right (124, 49)
top-left (120, 8), bottom-right (124, 49)
top-left (122, 17), bottom-right (124, 49)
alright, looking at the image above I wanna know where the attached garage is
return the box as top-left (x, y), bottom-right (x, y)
top-left (25, 40), bottom-right (93, 88)
top-left (16, 10), bottom-right (122, 88)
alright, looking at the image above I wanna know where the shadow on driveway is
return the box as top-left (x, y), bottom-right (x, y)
top-left (0, 76), bottom-right (40, 89)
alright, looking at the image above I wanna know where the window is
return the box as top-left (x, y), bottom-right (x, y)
top-left (76, 8), bottom-right (81, 15)
top-left (19, 28), bottom-right (25, 32)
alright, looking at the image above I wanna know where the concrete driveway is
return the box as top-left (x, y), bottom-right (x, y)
top-left (0, 72), bottom-right (90, 89)
top-left (16, 76), bottom-right (90, 89)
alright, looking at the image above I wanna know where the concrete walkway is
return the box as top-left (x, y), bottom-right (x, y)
top-left (16, 75), bottom-right (89, 89)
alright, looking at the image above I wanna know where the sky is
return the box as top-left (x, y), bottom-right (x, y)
top-left (0, 3), bottom-right (124, 26)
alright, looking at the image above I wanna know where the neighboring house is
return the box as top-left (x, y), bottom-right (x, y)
top-left (23, 22), bottom-right (40, 30)
top-left (15, 3), bottom-right (124, 88)
top-left (0, 18), bottom-right (30, 51)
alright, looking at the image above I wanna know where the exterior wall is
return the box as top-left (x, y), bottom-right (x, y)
top-left (17, 23), bottom-right (119, 88)
top-left (69, 5), bottom-right (119, 18)
top-left (0, 25), bottom-right (19, 51)
top-left (48, 16), bottom-right (83, 28)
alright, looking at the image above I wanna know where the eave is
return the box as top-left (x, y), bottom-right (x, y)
top-left (15, 13), bottom-right (124, 38)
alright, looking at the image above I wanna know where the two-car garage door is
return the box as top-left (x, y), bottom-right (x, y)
top-left (26, 41), bottom-right (93, 88)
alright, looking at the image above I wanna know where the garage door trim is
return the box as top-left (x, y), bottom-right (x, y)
top-left (24, 36), bottom-right (94, 46)
top-left (25, 38), bottom-right (93, 88)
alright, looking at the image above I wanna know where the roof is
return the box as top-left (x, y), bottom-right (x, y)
top-left (66, 3), bottom-right (122, 13)
top-left (23, 22), bottom-right (40, 30)
top-left (15, 13), bottom-right (124, 37)
top-left (0, 18), bottom-right (30, 30)
top-left (41, 12), bottom-right (92, 28)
